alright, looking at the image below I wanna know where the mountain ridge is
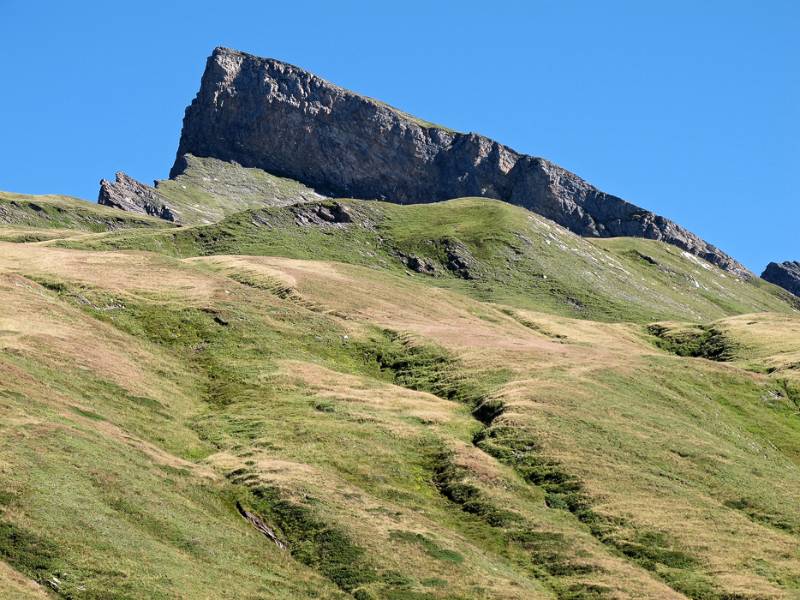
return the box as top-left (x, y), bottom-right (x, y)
top-left (164, 46), bottom-right (749, 278)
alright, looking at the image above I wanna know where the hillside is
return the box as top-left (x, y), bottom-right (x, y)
top-left (0, 190), bottom-right (799, 598)
top-left (60, 197), bottom-right (795, 323)
top-left (0, 191), bottom-right (173, 241)
top-left (99, 154), bottom-right (323, 225)
top-left (1, 225), bottom-right (800, 598)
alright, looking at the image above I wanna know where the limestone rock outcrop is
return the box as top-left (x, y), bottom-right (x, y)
top-left (99, 172), bottom-right (179, 222)
top-left (169, 47), bottom-right (749, 278)
top-left (762, 261), bottom-right (800, 296)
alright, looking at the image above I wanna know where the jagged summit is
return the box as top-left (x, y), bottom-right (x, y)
top-left (99, 172), bottom-right (179, 222)
top-left (166, 46), bottom-right (749, 277)
top-left (762, 260), bottom-right (800, 296)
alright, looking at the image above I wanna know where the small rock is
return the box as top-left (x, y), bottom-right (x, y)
top-left (98, 172), bottom-right (179, 222)
top-left (405, 255), bottom-right (437, 275)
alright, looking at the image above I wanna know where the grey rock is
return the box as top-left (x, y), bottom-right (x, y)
top-left (762, 261), bottom-right (800, 296)
top-left (99, 155), bottom-right (324, 226)
top-left (402, 254), bottom-right (437, 276)
top-left (236, 501), bottom-right (286, 550)
top-left (171, 47), bottom-right (749, 278)
top-left (292, 202), bottom-right (353, 227)
top-left (98, 172), bottom-right (179, 222)
top-left (442, 239), bottom-right (479, 280)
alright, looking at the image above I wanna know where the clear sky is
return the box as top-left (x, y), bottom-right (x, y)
top-left (1, 1), bottom-right (797, 272)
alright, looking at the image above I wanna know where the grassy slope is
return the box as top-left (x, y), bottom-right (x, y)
top-left (0, 191), bottom-right (172, 239)
top-left (649, 311), bottom-right (800, 390)
top-left (0, 233), bottom-right (799, 598)
top-left (154, 154), bottom-right (324, 225)
top-left (57, 197), bottom-right (796, 323)
top-left (1, 191), bottom-right (799, 598)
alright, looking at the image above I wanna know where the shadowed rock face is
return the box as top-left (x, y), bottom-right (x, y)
top-left (762, 261), bottom-right (800, 296)
top-left (99, 173), bottom-right (178, 222)
top-left (170, 47), bottom-right (749, 278)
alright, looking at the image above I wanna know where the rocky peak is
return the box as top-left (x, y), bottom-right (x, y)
top-left (168, 47), bottom-right (749, 278)
top-left (99, 172), bottom-right (179, 222)
top-left (762, 261), bottom-right (800, 296)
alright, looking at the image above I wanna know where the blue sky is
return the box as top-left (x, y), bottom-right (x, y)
top-left (1, 0), bottom-right (797, 272)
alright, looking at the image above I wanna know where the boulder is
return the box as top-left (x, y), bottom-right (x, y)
top-left (98, 172), bottom-right (179, 222)
top-left (762, 261), bottom-right (800, 296)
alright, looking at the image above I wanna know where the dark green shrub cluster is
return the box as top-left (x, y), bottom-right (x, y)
top-left (616, 531), bottom-right (697, 570)
top-left (474, 426), bottom-right (592, 518)
top-left (240, 484), bottom-right (377, 593)
top-left (356, 330), bottom-right (500, 406)
top-left (0, 520), bottom-right (58, 584)
top-left (472, 424), bottom-right (718, 599)
top-left (428, 447), bottom-right (516, 527)
top-left (388, 530), bottom-right (464, 564)
top-left (227, 473), bottom-right (437, 597)
top-left (724, 497), bottom-right (796, 533)
top-left (647, 324), bottom-right (734, 361)
top-left (425, 445), bottom-right (612, 598)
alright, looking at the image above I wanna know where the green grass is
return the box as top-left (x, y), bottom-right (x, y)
top-left (3, 188), bottom-right (800, 597)
top-left (231, 481), bottom-right (378, 594)
top-left (355, 329), bottom-right (506, 405)
top-left (0, 190), bottom-right (172, 233)
top-left (646, 323), bottom-right (735, 360)
top-left (153, 154), bottom-right (323, 225)
top-left (0, 520), bottom-right (59, 588)
top-left (388, 531), bottom-right (464, 564)
top-left (59, 197), bottom-right (796, 323)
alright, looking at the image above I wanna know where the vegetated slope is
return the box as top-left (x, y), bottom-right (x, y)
top-left (60, 197), bottom-right (795, 323)
top-left (1, 238), bottom-right (800, 599)
top-left (99, 154), bottom-right (324, 225)
top-left (652, 311), bottom-right (800, 381)
top-left (157, 154), bottom-right (324, 224)
top-left (0, 191), bottom-right (173, 241)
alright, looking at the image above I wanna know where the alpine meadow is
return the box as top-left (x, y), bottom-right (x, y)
top-left (1, 44), bottom-right (799, 600)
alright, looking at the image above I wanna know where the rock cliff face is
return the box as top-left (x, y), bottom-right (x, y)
top-left (99, 173), bottom-right (178, 222)
top-left (170, 46), bottom-right (749, 278)
top-left (762, 261), bottom-right (800, 296)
